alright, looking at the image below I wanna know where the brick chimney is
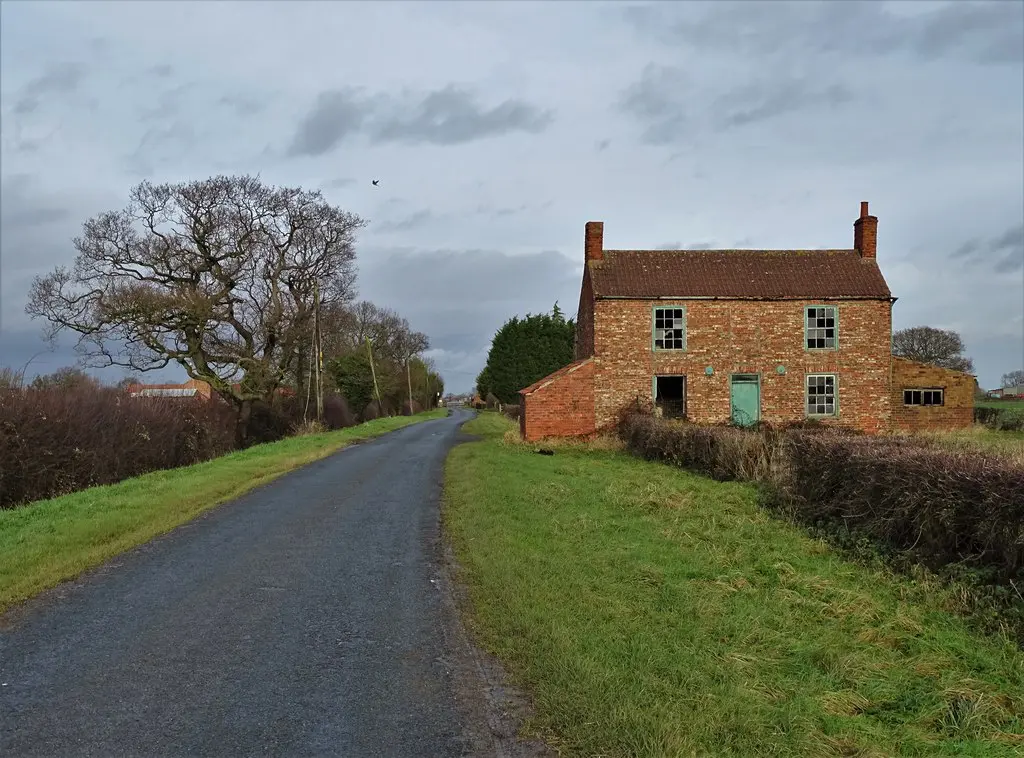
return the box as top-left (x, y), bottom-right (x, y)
top-left (585, 221), bottom-right (604, 262)
top-left (853, 201), bottom-right (877, 260)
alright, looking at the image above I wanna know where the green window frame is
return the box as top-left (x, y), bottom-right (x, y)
top-left (806, 373), bottom-right (838, 417)
top-left (652, 305), bottom-right (686, 351)
top-left (804, 305), bottom-right (838, 350)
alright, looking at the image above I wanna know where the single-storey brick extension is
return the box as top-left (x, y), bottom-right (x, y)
top-left (519, 203), bottom-right (975, 441)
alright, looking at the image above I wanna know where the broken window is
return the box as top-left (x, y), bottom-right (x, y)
top-left (805, 306), bottom-right (837, 349)
top-left (903, 388), bottom-right (944, 406)
top-left (806, 374), bottom-right (837, 416)
top-left (655, 375), bottom-right (686, 419)
top-left (653, 307), bottom-right (686, 350)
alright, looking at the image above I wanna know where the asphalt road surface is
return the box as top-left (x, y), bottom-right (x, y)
top-left (0, 407), bottom-right (516, 758)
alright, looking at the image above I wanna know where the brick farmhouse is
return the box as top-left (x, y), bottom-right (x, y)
top-left (519, 203), bottom-right (974, 441)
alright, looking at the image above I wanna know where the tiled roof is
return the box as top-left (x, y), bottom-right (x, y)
top-left (589, 249), bottom-right (892, 300)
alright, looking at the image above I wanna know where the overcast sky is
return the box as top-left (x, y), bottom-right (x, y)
top-left (1, 0), bottom-right (1022, 392)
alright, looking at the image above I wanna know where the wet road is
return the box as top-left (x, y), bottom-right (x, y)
top-left (0, 408), bottom-right (489, 757)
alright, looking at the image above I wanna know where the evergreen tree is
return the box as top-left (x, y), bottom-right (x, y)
top-left (477, 304), bottom-right (575, 404)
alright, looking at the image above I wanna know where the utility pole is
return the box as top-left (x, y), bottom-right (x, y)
top-left (366, 336), bottom-right (383, 415)
top-left (406, 354), bottom-right (414, 415)
top-left (314, 280), bottom-right (323, 421)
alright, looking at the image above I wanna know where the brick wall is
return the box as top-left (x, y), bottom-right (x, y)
top-left (890, 356), bottom-right (974, 431)
top-left (574, 267), bottom-right (595, 360)
top-left (591, 298), bottom-right (894, 433)
top-left (520, 358), bottom-right (595, 441)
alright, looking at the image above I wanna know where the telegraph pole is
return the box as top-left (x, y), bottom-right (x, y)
top-left (366, 336), bottom-right (384, 415)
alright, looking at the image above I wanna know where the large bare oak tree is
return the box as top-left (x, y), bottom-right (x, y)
top-left (26, 175), bottom-right (367, 446)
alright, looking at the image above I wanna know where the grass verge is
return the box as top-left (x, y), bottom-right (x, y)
top-left (922, 425), bottom-right (1024, 462)
top-left (1, 409), bottom-right (447, 613)
top-left (444, 413), bottom-right (1024, 757)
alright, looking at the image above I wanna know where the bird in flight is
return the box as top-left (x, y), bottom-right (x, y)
top-left (372, 179), bottom-right (379, 186)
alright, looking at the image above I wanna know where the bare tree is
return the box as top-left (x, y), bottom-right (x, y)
top-left (892, 326), bottom-right (975, 374)
top-left (26, 174), bottom-right (367, 446)
top-left (1002, 370), bottom-right (1024, 388)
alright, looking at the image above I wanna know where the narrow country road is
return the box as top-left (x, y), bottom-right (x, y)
top-left (0, 408), bottom-right (507, 758)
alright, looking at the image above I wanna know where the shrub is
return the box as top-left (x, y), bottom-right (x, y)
top-left (501, 404), bottom-right (521, 421)
top-left (0, 386), bottom-right (235, 509)
top-left (323, 393), bottom-right (356, 429)
top-left (782, 431), bottom-right (1024, 577)
top-left (618, 412), bottom-right (1024, 584)
top-left (400, 399), bottom-right (423, 416)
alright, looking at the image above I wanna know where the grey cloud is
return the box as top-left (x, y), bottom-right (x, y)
top-left (218, 93), bottom-right (265, 116)
top-left (992, 224), bottom-right (1024, 274)
top-left (368, 85), bottom-right (553, 146)
top-left (474, 201), bottom-right (551, 218)
top-left (286, 85), bottom-right (553, 156)
top-left (148, 63), bottom-right (174, 78)
top-left (287, 88), bottom-right (370, 157)
top-left (949, 223), bottom-right (1024, 274)
top-left (619, 63), bottom-right (853, 140)
top-left (617, 64), bottom-right (690, 144)
top-left (627, 0), bottom-right (1023, 66)
top-left (0, 174), bottom-right (72, 234)
top-left (714, 79), bottom-right (852, 129)
top-left (12, 61), bottom-right (87, 115)
top-left (596, 139), bottom-right (611, 152)
top-left (323, 177), bottom-right (356, 189)
top-left (375, 209), bottom-right (435, 233)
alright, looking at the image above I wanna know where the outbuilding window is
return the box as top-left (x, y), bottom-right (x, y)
top-left (903, 388), bottom-right (944, 406)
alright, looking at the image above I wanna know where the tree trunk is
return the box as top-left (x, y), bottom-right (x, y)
top-left (234, 399), bottom-right (253, 449)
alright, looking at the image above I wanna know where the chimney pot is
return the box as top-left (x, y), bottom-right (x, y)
top-left (860, 201), bottom-right (869, 219)
top-left (585, 221), bottom-right (604, 263)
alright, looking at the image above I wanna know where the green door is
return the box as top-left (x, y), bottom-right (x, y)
top-left (730, 375), bottom-right (760, 427)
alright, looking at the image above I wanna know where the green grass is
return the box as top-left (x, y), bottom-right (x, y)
top-left (0, 410), bottom-right (446, 613)
top-left (444, 414), bottom-right (1024, 757)
top-left (922, 425), bottom-right (1024, 462)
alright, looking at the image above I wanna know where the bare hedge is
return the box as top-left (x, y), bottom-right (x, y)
top-left (0, 386), bottom-right (235, 509)
top-left (0, 386), bottom-right (360, 509)
top-left (619, 411), bottom-right (1024, 579)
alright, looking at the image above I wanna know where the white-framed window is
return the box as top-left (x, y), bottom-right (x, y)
top-left (805, 305), bottom-right (837, 350)
top-left (904, 388), bottom-right (944, 406)
top-left (806, 374), bottom-right (837, 416)
top-left (653, 306), bottom-right (686, 351)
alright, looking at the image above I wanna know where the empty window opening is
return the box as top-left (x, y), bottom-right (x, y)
top-left (904, 388), bottom-right (944, 406)
top-left (655, 375), bottom-right (686, 419)
top-left (805, 306), bottom-right (837, 349)
top-left (654, 307), bottom-right (686, 350)
top-left (806, 374), bottom-right (837, 416)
